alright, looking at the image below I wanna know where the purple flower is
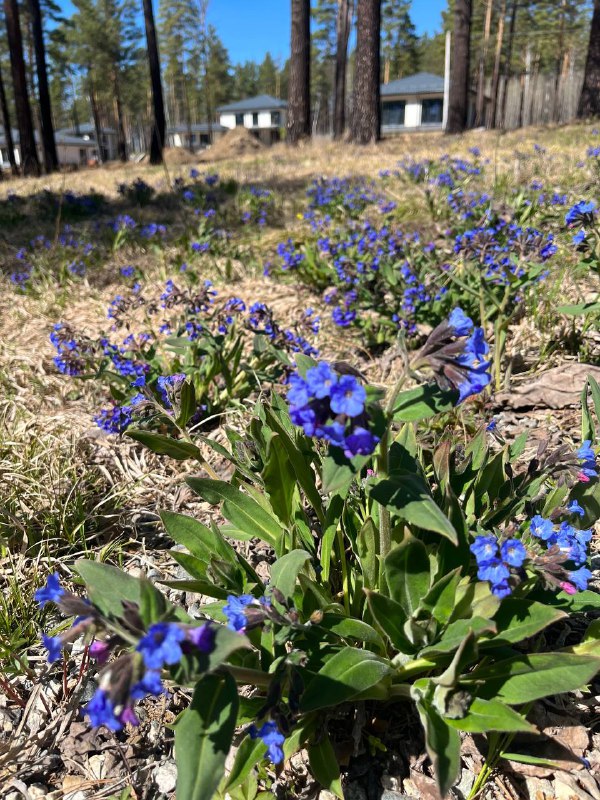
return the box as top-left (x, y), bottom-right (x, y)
top-left (448, 307), bottom-right (474, 337)
top-left (477, 558), bottom-right (510, 585)
top-left (187, 623), bottom-right (215, 653)
top-left (344, 427), bottom-right (379, 457)
top-left (250, 720), bottom-right (285, 763)
top-left (287, 374), bottom-right (311, 407)
top-left (329, 375), bottom-right (366, 417)
top-left (89, 640), bottom-right (111, 665)
top-left (35, 573), bottom-right (64, 607)
top-left (136, 623), bottom-right (186, 669)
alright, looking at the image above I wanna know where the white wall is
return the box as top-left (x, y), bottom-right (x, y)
top-left (405, 100), bottom-right (421, 127)
top-left (219, 109), bottom-right (286, 130)
top-left (220, 113), bottom-right (236, 129)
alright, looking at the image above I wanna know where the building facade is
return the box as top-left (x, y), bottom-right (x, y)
top-left (217, 95), bottom-right (287, 144)
top-left (381, 72), bottom-right (445, 133)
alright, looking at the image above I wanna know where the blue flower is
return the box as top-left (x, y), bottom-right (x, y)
top-left (329, 376), bottom-right (366, 417)
top-left (530, 515), bottom-right (555, 541)
top-left (577, 440), bottom-right (595, 461)
top-left (42, 634), bottom-right (64, 663)
top-left (500, 539), bottom-right (527, 568)
top-left (223, 594), bottom-right (255, 632)
top-left (130, 671), bottom-right (164, 700)
top-left (448, 307), bottom-right (473, 337)
top-left (568, 566), bottom-right (592, 591)
top-left (567, 500), bottom-right (585, 517)
top-left (572, 229), bottom-right (586, 245)
top-left (287, 374), bottom-right (311, 407)
top-left (187, 623), bottom-right (215, 653)
top-left (477, 558), bottom-right (510, 586)
top-left (84, 689), bottom-right (122, 731)
top-left (250, 720), bottom-right (285, 764)
top-left (306, 362), bottom-right (338, 399)
top-left (470, 536), bottom-right (498, 564)
top-left (344, 427), bottom-right (379, 457)
top-left (136, 623), bottom-right (186, 669)
top-left (316, 421), bottom-right (346, 447)
top-left (491, 580), bottom-right (512, 598)
top-left (565, 200), bottom-right (596, 226)
top-left (35, 573), bottom-right (64, 607)
top-left (290, 405), bottom-right (317, 436)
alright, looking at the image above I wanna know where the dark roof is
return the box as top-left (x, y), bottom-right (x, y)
top-left (56, 123), bottom-right (117, 137)
top-left (168, 123), bottom-right (228, 134)
top-left (381, 72), bottom-right (444, 97)
top-left (217, 94), bottom-right (287, 113)
top-left (0, 127), bottom-right (95, 148)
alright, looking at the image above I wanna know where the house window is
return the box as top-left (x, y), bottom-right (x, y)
top-left (235, 113), bottom-right (244, 126)
top-left (271, 111), bottom-right (281, 126)
top-left (252, 112), bottom-right (259, 127)
top-left (0, 147), bottom-right (7, 164)
top-left (382, 100), bottom-right (405, 127)
top-left (79, 148), bottom-right (87, 164)
top-left (421, 98), bottom-right (443, 124)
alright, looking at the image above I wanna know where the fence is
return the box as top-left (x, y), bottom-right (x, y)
top-left (491, 68), bottom-right (584, 130)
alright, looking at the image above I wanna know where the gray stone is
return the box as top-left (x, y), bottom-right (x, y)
top-left (153, 760), bottom-right (178, 794)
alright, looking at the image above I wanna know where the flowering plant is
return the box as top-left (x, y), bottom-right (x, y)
top-left (36, 312), bottom-right (600, 799)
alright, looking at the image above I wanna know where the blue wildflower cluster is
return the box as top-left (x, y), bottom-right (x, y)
top-left (241, 186), bottom-right (275, 226)
top-left (287, 362), bottom-right (379, 457)
top-left (565, 200), bottom-right (597, 246)
top-left (306, 176), bottom-right (387, 218)
top-left (470, 536), bottom-right (527, 597)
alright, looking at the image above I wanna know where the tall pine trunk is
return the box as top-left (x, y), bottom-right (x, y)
top-left (113, 70), bottom-right (127, 161)
top-left (333, 0), bottom-right (352, 139)
top-left (351, 0), bottom-right (380, 144)
top-left (0, 62), bottom-right (18, 174)
top-left (287, 0), bottom-right (311, 144)
top-left (499, 0), bottom-right (518, 129)
top-left (475, 0), bottom-right (493, 127)
top-left (4, 0), bottom-right (40, 176)
top-left (29, 0), bottom-right (58, 172)
top-left (578, 0), bottom-right (600, 117)
top-left (446, 0), bottom-right (472, 134)
top-left (142, 0), bottom-right (165, 163)
top-left (89, 72), bottom-right (106, 163)
top-left (488, 0), bottom-right (506, 129)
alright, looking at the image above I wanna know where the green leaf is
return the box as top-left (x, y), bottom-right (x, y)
top-left (420, 617), bottom-right (496, 657)
top-left (160, 578), bottom-right (231, 601)
top-left (300, 648), bottom-right (392, 712)
top-left (74, 560), bottom-right (141, 618)
top-left (139, 578), bottom-right (167, 627)
top-left (174, 672), bottom-right (238, 800)
top-left (392, 384), bottom-right (458, 422)
top-left (481, 599), bottom-right (566, 647)
top-left (445, 698), bottom-right (535, 733)
top-left (308, 737), bottom-right (343, 799)
top-left (369, 475), bottom-right (457, 543)
top-left (176, 380), bottom-right (197, 426)
top-left (127, 430), bottom-right (202, 461)
top-left (467, 653), bottom-right (600, 704)
top-left (321, 448), bottom-right (357, 495)
top-left (500, 752), bottom-right (570, 769)
top-left (316, 613), bottom-right (385, 651)
top-left (223, 734), bottom-right (267, 791)
top-left (161, 511), bottom-right (235, 564)
top-left (320, 494), bottom-right (344, 583)
top-left (270, 549), bottom-right (312, 602)
top-left (356, 517), bottom-right (379, 589)
top-left (415, 700), bottom-right (461, 796)
top-left (365, 590), bottom-right (416, 654)
top-left (557, 301), bottom-right (600, 316)
top-left (263, 434), bottom-right (296, 527)
top-left (420, 569), bottom-right (462, 624)
top-left (385, 538), bottom-right (432, 618)
top-left (186, 479), bottom-right (283, 548)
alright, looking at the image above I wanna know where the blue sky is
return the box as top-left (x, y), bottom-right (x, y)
top-left (207, 0), bottom-right (447, 64)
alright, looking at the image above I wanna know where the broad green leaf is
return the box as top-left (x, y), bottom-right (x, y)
top-left (161, 510), bottom-right (235, 563)
top-left (263, 434), bottom-right (296, 526)
top-left (176, 380), bottom-right (197, 426)
top-left (300, 648), bottom-right (392, 712)
top-left (316, 613), bottom-right (385, 651)
top-left (356, 517), bottom-right (379, 589)
top-left (223, 734), bottom-right (267, 791)
top-left (416, 700), bottom-right (461, 796)
top-left (74, 560), bottom-right (141, 618)
top-left (420, 569), bottom-right (462, 624)
top-left (308, 737), bottom-right (343, 799)
top-left (481, 599), bottom-right (566, 647)
top-left (557, 301), bottom-right (600, 316)
top-left (160, 578), bottom-right (231, 600)
top-left (322, 448), bottom-right (357, 495)
top-left (365, 590), bottom-right (416, 654)
top-left (393, 384), bottom-right (458, 422)
top-left (139, 577), bottom-right (167, 627)
top-left (270, 549), bottom-right (312, 601)
top-left (420, 617), bottom-right (496, 657)
top-left (445, 698), bottom-right (535, 733)
top-left (320, 494), bottom-right (344, 582)
top-left (369, 475), bottom-right (457, 543)
top-left (128, 430), bottom-right (202, 461)
top-left (168, 550), bottom-right (208, 580)
top-left (186, 479), bottom-right (283, 548)
top-left (467, 653), bottom-right (600, 704)
top-left (174, 672), bottom-right (238, 800)
top-left (385, 538), bottom-right (432, 618)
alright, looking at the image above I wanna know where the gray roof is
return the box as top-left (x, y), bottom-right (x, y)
top-left (0, 126), bottom-right (95, 148)
top-left (168, 122), bottom-right (228, 134)
top-left (217, 94), bottom-right (287, 113)
top-left (56, 123), bottom-right (117, 137)
top-left (381, 72), bottom-right (444, 97)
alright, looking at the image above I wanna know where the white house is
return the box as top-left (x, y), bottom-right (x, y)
top-left (167, 122), bottom-right (228, 151)
top-left (217, 95), bottom-right (287, 144)
top-left (0, 126), bottom-right (97, 169)
top-left (56, 123), bottom-right (119, 162)
top-left (381, 72), bottom-right (445, 133)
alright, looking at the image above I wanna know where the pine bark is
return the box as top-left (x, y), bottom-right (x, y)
top-left (29, 0), bottom-right (58, 172)
top-left (142, 0), bottom-right (166, 163)
top-left (474, 0), bottom-right (493, 127)
top-left (351, 0), bottom-right (381, 144)
top-left (446, 0), bottom-right (472, 134)
top-left (499, 0), bottom-right (518, 129)
top-left (578, 0), bottom-right (600, 118)
top-left (333, 0), bottom-right (353, 139)
top-left (488, 0), bottom-right (506, 129)
top-left (287, 0), bottom-right (311, 143)
top-left (0, 62), bottom-right (18, 174)
top-left (89, 73), bottom-right (106, 163)
top-left (4, 0), bottom-right (40, 175)
top-left (113, 71), bottom-right (127, 162)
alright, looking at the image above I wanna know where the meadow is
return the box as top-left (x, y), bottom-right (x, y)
top-left (1, 124), bottom-right (599, 800)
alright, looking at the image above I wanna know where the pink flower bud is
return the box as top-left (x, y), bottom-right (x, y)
top-left (559, 581), bottom-right (577, 595)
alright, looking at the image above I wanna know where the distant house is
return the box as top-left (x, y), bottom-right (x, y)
top-left (0, 126), bottom-right (97, 169)
top-left (381, 72), bottom-right (445, 133)
top-left (167, 122), bottom-right (228, 151)
top-left (56, 123), bottom-right (119, 162)
top-left (217, 94), bottom-right (287, 144)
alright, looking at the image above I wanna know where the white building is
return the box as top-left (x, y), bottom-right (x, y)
top-left (0, 126), bottom-right (97, 169)
top-left (217, 94), bottom-right (287, 144)
top-left (167, 122), bottom-right (228, 151)
top-left (381, 72), bottom-right (445, 133)
top-left (56, 123), bottom-right (119, 162)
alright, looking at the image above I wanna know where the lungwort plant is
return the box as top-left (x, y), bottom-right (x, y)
top-left (37, 309), bottom-right (600, 799)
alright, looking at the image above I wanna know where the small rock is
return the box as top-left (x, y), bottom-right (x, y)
top-left (381, 775), bottom-right (402, 792)
top-left (153, 760), bottom-right (178, 794)
top-left (451, 768), bottom-right (475, 799)
top-left (381, 791), bottom-right (411, 800)
top-left (87, 754), bottom-right (105, 780)
top-left (28, 785), bottom-right (48, 799)
top-left (318, 792), bottom-right (339, 800)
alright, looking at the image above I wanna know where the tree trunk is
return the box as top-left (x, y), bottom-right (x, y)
top-left (351, 0), bottom-right (380, 144)
top-left (287, 0), bottom-right (311, 143)
top-left (4, 0), bottom-right (40, 176)
top-left (517, 45), bottom-right (530, 128)
top-left (446, 0), bottom-right (472, 134)
top-left (579, 0), bottom-right (600, 117)
top-left (89, 73), bottom-right (106, 163)
top-left (0, 62), bottom-right (18, 174)
top-left (29, 0), bottom-right (58, 172)
top-left (499, 0), bottom-right (518, 129)
top-left (113, 71), bottom-right (128, 161)
top-left (333, 0), bottom-right (352, 139)
top-left (552, 0), bottom-right (566, 122)
top-left (488, 0), bottom-right (506, 128)
top-left (142, 0), bottom-right (166, 163)
top-left (475, 0), bottom-right (493, 127)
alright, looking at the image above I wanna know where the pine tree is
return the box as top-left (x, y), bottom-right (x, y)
top-left (446, 0), bottom-right (471, 133)
top-left (233, 61), bottom-right (260, 98)
top-left (579, 0), bottom-right (600, 117)
top-left (0, 59), bottom-right (17, 173)
top-left (351, 0), bottom-right (380, 144)
top-left (29, 0), bottom-right (58, 171)
top-left (287, 0), bottom-right (311, 143)
top-left (4, 0), bottom-right (40, 174)
top-left (258, 52), bottom-right (278, 95)
top-left (334, 0), bottom-right (353, 138)
top-left (381, 0), bottom-right (419, 83)
top-left (142, 0), bottom-right (165, 163)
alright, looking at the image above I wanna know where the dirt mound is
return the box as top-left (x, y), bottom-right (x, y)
top-left (200, 126), bottom-right (265, 162)
top-left (163, 147), bottom-right (197, 165)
